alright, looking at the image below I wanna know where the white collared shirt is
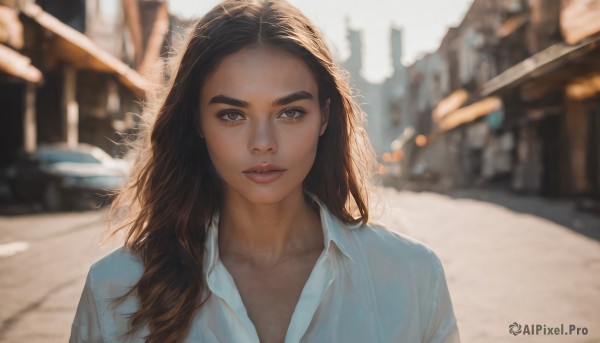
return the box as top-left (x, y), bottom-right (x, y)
top-left (70, 195), bottom-right (460, 342)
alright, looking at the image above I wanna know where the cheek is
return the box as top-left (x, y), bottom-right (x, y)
top-left (202, 119), bottom-right (322, 170)
top-left (284, 128), bottom-right (321, 166)
top-left (203, 134), bottom-right (242, 172)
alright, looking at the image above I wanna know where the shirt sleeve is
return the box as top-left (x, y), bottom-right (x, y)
top-left (70, 271), bottom-right (104, 343)
top-left (423, 252), bottom-right (460, 343)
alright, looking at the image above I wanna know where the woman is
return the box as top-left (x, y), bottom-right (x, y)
top-left (70, 0), bottom-right (460, 342)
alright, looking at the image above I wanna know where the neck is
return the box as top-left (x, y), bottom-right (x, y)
top-left (217, 189), bottom-right (323, 266)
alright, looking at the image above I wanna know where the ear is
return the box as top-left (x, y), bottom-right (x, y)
top-left (319, 98), bottom-right (330, 136)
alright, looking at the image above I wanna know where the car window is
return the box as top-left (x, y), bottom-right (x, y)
top-left (38, 150), bottom-right (102, 164)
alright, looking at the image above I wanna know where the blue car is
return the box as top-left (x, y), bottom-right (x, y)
top-left (4, 143), bottom-right (130, 211)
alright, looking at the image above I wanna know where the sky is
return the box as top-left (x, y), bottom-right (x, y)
top-left (168, 0), bottom-right (473, 83)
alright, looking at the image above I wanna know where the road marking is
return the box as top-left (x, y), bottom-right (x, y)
top-left (0, 241), bottom-right (29, 258)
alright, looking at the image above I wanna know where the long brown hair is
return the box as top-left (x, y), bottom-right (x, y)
top-left (110, 0), bottom-right (376, 341)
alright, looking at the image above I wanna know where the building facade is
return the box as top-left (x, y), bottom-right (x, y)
top-left (400, 0), bottom-right (600, 205)
top-left (0, 0), bottom-right (169, 168)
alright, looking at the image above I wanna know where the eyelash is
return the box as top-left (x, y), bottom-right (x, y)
top-left (217, 107), bottom-right (307, 124)
top-left (219, 111), bottom-right (244, 122)
top-left (280, 108), bottom-right (306, 121)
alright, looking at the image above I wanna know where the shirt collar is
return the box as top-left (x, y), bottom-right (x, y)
top-left (203, 213), bottom-right (221, 276)
top-left (304, 191), bottom-right (356, 264)
top-left (203, 192), bottom-right (358, 277)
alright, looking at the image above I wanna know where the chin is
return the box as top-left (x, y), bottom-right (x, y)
top-left (229, 183), bottom-right (300, 206)
top-left (243, 188), bottom-right (293, 205)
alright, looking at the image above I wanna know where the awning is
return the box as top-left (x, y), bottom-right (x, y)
top-left (21, 4), bottom-right (147, 96)
top-left (431, 88), bottom-right (469, 123)
top-left (0, 43), bottom-right (42, 82)
top-left (439, 97), bottom-right (502, 132)
top-left (566, 71), bottom-right (600, 100)
top-left (497, 14), bottom-right (528, 39)
top-left (432, 88), bottom-right (468, 122)
top-left (479, 34), bottom-right (600, 96)
top-left (0, 5), bottom-right (23, 48)
top-left (561, 0), bottom-right (600, 45)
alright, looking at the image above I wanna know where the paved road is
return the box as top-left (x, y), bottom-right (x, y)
top-left (374, 187), bottom-right (600, 343)
top-left (0, 210), bottom-right (120, 343)
top-left (0, 188), bottom-right (599, 342)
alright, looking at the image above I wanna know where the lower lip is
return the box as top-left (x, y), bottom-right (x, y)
top-left (243, 170), bottom-right (285, 184)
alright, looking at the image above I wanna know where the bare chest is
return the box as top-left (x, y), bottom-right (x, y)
top-left (222, 253), bottom-right (321, 343)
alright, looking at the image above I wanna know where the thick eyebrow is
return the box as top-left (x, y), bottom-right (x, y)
top-left (208, 91), bottom-right (314, 108)
top-left (272, 91), bottom-right (314, 106)
top-left (208, 95), bottom-right (249, 107)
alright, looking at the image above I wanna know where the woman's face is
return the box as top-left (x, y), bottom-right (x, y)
top-left (199, 44), bottom-right (329, 205)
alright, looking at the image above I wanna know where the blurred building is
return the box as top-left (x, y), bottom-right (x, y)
top-left (426, 0), bottom-right (504, 188)
top-left (399, 0), bottom-right (600, 204)
top-left (342, 25), bottom-right (409, 159)
top-left (0, 0), bottom-right (169, 168)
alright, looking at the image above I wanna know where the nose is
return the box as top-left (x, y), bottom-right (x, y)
top-left (248, 117), bottom-right (278, 154)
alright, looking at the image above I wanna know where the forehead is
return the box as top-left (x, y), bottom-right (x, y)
top-left (201, 44), bottom-right (318, 100)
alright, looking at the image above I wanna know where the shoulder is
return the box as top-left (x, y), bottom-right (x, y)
top-left (87, 246), bottom-right (144, 297)
top-left (346, 221), bottom-right (443, 275)
top-left (334, 220), bottom-right (447, 298)
top-left (74, 247), bottom-right (146, 341)
top-left (90, 246), bottom-right (143, 279)
top-left (350, 223), bottom-right (460, 342)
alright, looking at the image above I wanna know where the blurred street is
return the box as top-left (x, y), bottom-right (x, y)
top-left (375, 187), bottom-right (600, 343)
top-left (0, 187), bottom-right (599, 343)
top-left (0, 209), bottom-right (120, 343)
top-left (1, 1), bottom-right (600, 342)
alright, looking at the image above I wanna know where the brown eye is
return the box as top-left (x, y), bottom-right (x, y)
top-left (219, 111), bottom-right (245, 122)
top-left (278, 108), bottom-right (306, 120)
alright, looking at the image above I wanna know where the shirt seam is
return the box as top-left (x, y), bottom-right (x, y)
top-left (352, 234), bottom-right (384, 343)
top-left (88, 266), bottom-right (107, 342)
top-left (423, 250), bottom-right (444, 342)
